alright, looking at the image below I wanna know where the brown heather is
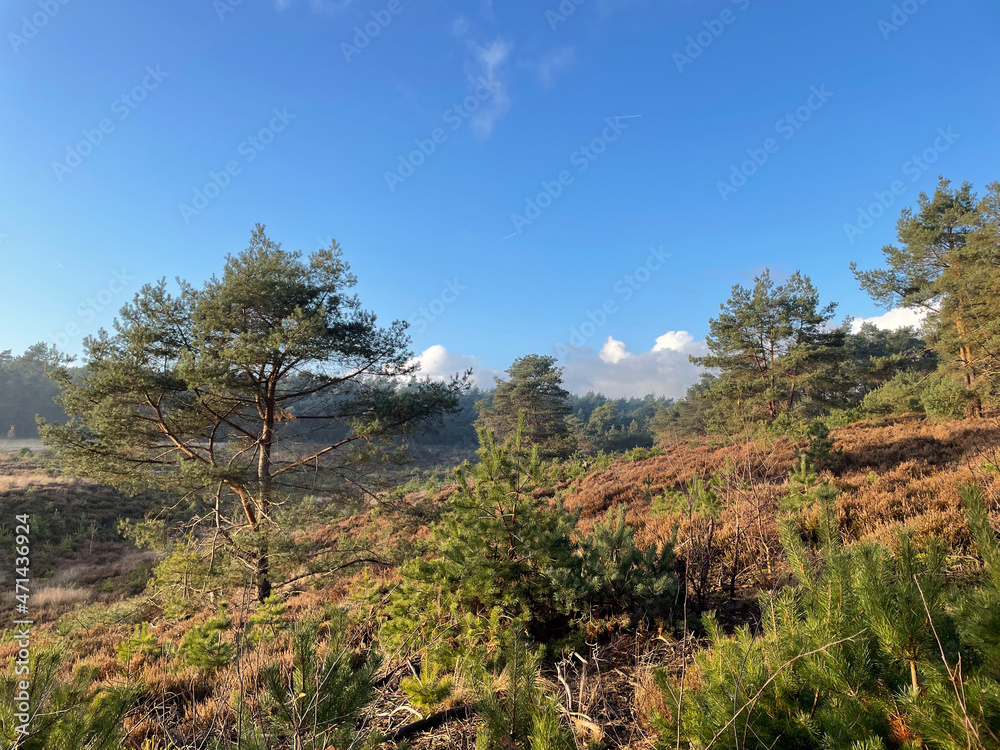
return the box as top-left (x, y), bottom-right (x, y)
top-left (3, 413), bottom-right (999, 748)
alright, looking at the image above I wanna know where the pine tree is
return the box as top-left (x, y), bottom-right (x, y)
top-left (476, 355), bottom-right (575, 458)
top-left (383, 422), bottom-right (677, 656)
top-left (853, 178), bottom-right (1000, 415)
top-left (255, 615), bottom-right (380, 750)
top-left (40, 225), bottom-right (464, 601)
top-left (467, 631), bottom-right (575, 750)
top-left (0, 651), bottom-right (136, 750)
top-left (180, 605), bottom-right (235, 671)
top-left (691, 270), bottom-right (844, 423)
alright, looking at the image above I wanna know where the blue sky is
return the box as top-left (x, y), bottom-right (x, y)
top-left (1, 0), bottom-right (997, 397)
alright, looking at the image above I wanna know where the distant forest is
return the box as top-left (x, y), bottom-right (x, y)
top-left (8, 178), bottom-right (999, 456)
top-left (0, 344), bottom-right (670, 453)
top-left (0, 344), bottom-right (64, 440)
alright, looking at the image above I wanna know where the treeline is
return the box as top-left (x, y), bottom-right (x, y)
top-left (0, 344), bottom-right (66, 440)
top-left (7, 179), bottom-right (998, 452)
top-left (660, 178), bottom-right (1000, 439)
top-left (416, 377), bottom-right (669, 455)
top-left (0, 343), bottom-right (667, 453)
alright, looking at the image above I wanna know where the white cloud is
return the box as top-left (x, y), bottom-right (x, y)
top-left (652, 330), bottom-right (695, 352)
top-left (599, 336), bottom-right (629, 364)
top-left (409, 344), bottom-right (500, 388)
top-left (850, 307), bottom-right (926, 333)
top-left (531, 47), bottom-right (576, 89)
top-left (413, 332), bottom-right (708, 400)
top-left (453, 18), bottom-right (512, 138)
top-left (562, 332), bottom-right (706, 399)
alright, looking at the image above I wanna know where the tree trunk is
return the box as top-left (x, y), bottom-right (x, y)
top-left (256, 377), bottom-right (277, 603)
top-left (256, 543), bottom-right (271, 602)
top-left (955, 315), bottom-right (983, 418)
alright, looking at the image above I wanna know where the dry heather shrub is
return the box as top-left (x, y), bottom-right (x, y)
top-left (179, 693), bottom-right (236, 741)
top-left (138, 660), bottom-right (208, 698)
top-left (121, 712), bottom-right (159, 747)
top-left (75, 652), bottom-right (119, 682)
top-left (634, 664), bottom-right (671, 732)
top-left (556, 415), bottom-right (1000, 606)
top-left (30, 584), bottom-right (89, 610)
top-left (833, 417), bottom-right (1000, 548)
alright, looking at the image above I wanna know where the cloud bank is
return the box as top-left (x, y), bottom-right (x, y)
top-left (409, 344), bottom-right (501, 388)
top-left (850, 307), bottom-right (926, 333)
top-left (412, 307), bottom-right (931, 402)
top-left (560, 332), bottom-right (706, 399)
top-left (411, 331), bottom-right (706, 400)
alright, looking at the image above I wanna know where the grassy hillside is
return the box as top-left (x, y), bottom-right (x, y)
top-left (1, 414), bottom-right (999, 749)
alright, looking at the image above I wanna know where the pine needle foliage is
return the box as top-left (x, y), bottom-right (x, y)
top-left (400, 657), bottom-right (454, 716)
top-left (247, 593), bottom-right (288, 645)
top-left (383, 419), bottom-right (677, 660)
top-left (115, 622), bottom-right (160, 663)
top-left (180, 605), bottom-right (235, 672)
top-left (242, 613), bottom-right (380, 750)
top-left (576, 505), bottom-right (676, 622)
top-left (467, 631), bottom-right (575, 750)
top-left (0, 650), bottom-right (136, 750)
top-left (655, 486), bottom-right (1000, 750)
top-left (955, 485), bottom-right (1000, 678)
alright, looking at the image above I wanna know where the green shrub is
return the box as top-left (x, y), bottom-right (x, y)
top-left (245, 614), bottom-right (380, 750)
top-left (655, 489), bottom-right (1000, 750)
top-left (246, 594), bottom-right (288, 645)
top-left (768, 412), bottom-right (809, 440)
top-left (383, 424), bottom-right (677, 661)
top-left (799, 419), bottom-right (841, 470)
top-left (623, 446), bottom-right (662, 462)
top-left (0, 651), bottom-right (136, 750)
top-left (920, 374), bottom-right (978, 420)
top-left (576, 506), bottom-right (676, 623)
top-left (180, 606), bottom-right (235, 672)
top-left (400, 658), bottom-right (454, 716)
top-left (467, 631), bottom-right (575, 750)
top-left (116, 622), bottom-right (159, 663)
top-left (861, 370), bottom-right (928, 415)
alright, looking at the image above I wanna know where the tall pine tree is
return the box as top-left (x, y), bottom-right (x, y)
top-left (852, 178), bottom-right (1000, 415)
top-left (41, 225), bottom-right (464, 601)
top-left (691, 270), bottom-right (844, 422)
top-left (475, 354), bottom-right (575, 458)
